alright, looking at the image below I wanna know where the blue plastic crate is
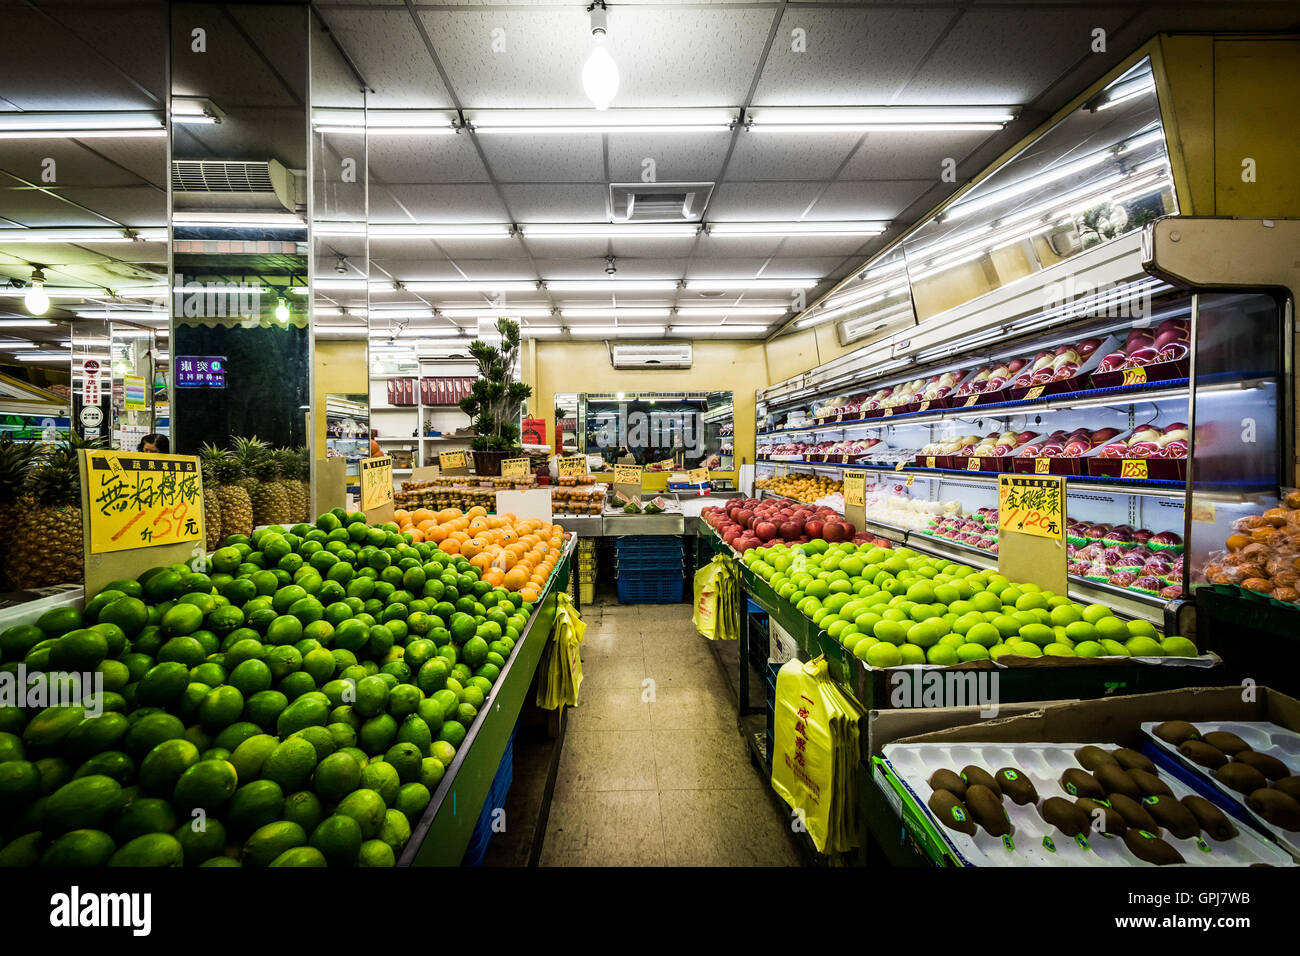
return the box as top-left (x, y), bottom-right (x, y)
top-left (462, 723), bottom-right (517, 867)
top-left (615, 535), bottom-right (684, 555)
top-left (615, 554), bottom-right (685, 571)
top-left (617, 573), bottom-right (685, 604)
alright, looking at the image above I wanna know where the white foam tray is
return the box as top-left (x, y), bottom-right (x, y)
top-left (882, 740), bottom-right (1295, 867)
top-left (1141, 719), bottom-right (1300, 861)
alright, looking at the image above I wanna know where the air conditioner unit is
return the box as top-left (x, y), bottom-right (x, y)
top-left (608, 182), bottom-right (713, 223)
top-left (610, 343), bottom-right (693, 369)
top-left (171, 159), bottom-right (305, 213)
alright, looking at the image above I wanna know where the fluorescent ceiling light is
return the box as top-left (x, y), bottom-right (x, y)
top-left (438, 307), bottom-right (551, 319)
top-left (745, 106), bottom-right (1016, 133)
top-left (464, 108), bottom-right (735, 135)
top-left (0, 111), bottom-right (165, 139)
top-left (75, 309), bottom-right (167, 319)
top-left (373, 223), bottom-right (513, 240)
top-left (1096, 75), bottom-right (1157, 111)
top-left (544, 279), bottom-right (678, 292)
top-left (567, 326), bottom-right (665, 336)
top-left (674, 307), bottom-right (788, 317)
top-left (311, 278), bottom-right (369, 291)
top-left (368, 309), bottom-right (437, 320)
top-left (685, 278), bottom-right (819, 291)
top-left (171, 212), bottom-right (304, 229)
top-left (707, 221), bottom-right (886, 238)
top-left (0, 227), bottom-right (167, 243)
top-left (312, 109), bottom-right (459, 135)
top-left (0, 319), bottom-right (54, 328)
top-left (400, 280), bottom-right (538, 293)
top-left (12, 351), bottom-right (70, 361)
top-left (521, 223), bottom-right (698, 239)
top-left (669, 325), bottom-right (769, 334)
top-left (314, 326), bottom-right (367, 337)
top-left (561, 308), bottom-right (670, 318)
top-left (171, 96), bottom-right (224, 125)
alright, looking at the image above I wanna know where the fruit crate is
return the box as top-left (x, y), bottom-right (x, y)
top-left (462, 722), bottom-right (517, 867)
top-left (614, 535), bottom-right (684, 556)
top-left (615, 553), bottom-right (684, 571)
top-left (579, 580), bottom-right (595, 604)
top-left (617, 572), bottom-right (685, 604)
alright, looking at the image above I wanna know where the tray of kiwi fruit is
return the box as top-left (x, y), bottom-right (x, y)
top-left (881, 741), bottom-right (1295, 867)
top-left (1145, 719), bottom-right (1300, 861)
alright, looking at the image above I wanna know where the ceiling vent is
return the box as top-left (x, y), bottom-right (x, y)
top-left (610, 343), bottom-right (693, 369)
top-left (171, 159), bottom-right (303, 213)
top-left (609, 182), bottom-right (713, 223)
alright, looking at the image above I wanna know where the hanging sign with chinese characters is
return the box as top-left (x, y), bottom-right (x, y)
top-left (175, 356), bottom-right (227, 388)
top-left (84, 451), bottom-right (203, 554)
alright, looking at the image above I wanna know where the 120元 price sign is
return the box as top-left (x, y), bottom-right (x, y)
top-left (86, 451), bottom-right (202, 554)
top-left (997, 474), bottom-right (1065, 541)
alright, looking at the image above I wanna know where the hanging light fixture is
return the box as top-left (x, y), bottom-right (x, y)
top-left (582, 2), bottom-right (619, 111)
top-left (25, 269), bottom-right (50, 316)
top-left (274, 297), bottom-right (290, 323)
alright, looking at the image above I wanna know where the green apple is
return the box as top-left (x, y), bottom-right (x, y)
top-left (965, 622), bottom-right (1001, 648)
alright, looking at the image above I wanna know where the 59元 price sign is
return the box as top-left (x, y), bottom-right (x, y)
top-left (85, 451), bottom-right (202, 554)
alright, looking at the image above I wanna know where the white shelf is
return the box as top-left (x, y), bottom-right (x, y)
top-left (370, 405), bottom-right (416, 412)
top-left (376, 435), bottom-right (418, 442)
top-left (422, 435), bottom-right (474, 442)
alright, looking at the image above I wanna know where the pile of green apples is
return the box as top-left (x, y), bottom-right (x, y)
top-left (741, 542), bottom-right (1199, 668)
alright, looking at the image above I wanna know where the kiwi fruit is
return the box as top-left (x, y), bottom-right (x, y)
top-left (1181, 795), bottom-right (1237, 841)
top-left (928, 788), bottom-right (976, 836)
top-left (1077, 797), bottom-right (1127, 835)
top-left (966, 784), bottom-right (1012, 836)
top-left (1129, 769), bottom-right (1173, 798)
top-left (1107, 793), bottom-right (1161, 833)
top-left (994, 767), bottom-right (1038, 806)
top-left (960, 765), bottom-right (1002, 798)
top-left (1095, 763), bottom-right (1141, 800)
top-left (1178, 740), bottom-right (1229, 769)
top-left (1124, 828), bottom-right (1186, 865)
top-left (928, 768), bottom-right (968, 799)
top-left (1215, 761), bottom-right (1268, 795)
top-left (1141, 794), bottom-right (1199, 839)
top-left (1153, 720), bottom-right (1201, 746)
top-left (1232, 751), bottom-right (1291, 781)
top-left (1039, 796), bottom-right (1091, 837)
top-left (1248, 788), bottom-right (1300, 831)
top-left (1075, 745), bottom-right (1119, 771)
top-left (1059, 767), bottom-right (1104, 800)
top-left (1201, 730), bottom-right (1251, 755)
top-left (1272, 777), bottom-right (1300, 801)
top-left (1113, 747), bottom-right (1157, 773)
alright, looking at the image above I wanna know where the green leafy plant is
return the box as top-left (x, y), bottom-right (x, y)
top-left (459, 317), bottom-right (533, 452)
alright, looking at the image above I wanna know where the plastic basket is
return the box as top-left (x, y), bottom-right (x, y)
top-left (614, 554), bottom-right (684, 571)
top-left (462, 723), bottom-right (517, 867)
top-left (617, 573), bottom-right (685, 604)
top-left (579, 580), bottom-right (595, 604)
top-left (614, 536), bottom-right (684, 556)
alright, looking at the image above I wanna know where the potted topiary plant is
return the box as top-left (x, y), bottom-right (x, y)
top-left (460, 317), bottom-right (533, 475)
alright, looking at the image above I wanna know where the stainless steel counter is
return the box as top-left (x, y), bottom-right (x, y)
top-left (552, 514), bottom-right (604, 536)
top-left (600, 513), bottom-right (686, 536)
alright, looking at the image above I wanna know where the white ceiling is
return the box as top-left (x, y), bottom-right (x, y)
top-left (2, 0), bottom-right (1300, 352)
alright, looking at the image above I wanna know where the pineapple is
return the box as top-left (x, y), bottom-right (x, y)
top-left (295, 446), bottom-right (312, 523)
top-left (232, 436), bottom-right (272, 528)
top-left (0, 437), bottom-right (41, 589)
top-left (252, 453), bottom-right (292, 527)
top-left (212, 452), bottom-right (253, 540)
top-left (271, 448), bottom-right (303, 525)
top-left (7, 438), bottom-right (88, 589)
top-left (197, 442), bottom-right (225, 550)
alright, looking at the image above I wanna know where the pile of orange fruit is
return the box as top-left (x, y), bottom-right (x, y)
top-left (394, 505), bottom-right (566, 604)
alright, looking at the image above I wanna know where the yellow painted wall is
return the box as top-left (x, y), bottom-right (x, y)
top-left (312, 340), bottom-right (367, 454)
top-left (525, 339), bottom-right (769, 473)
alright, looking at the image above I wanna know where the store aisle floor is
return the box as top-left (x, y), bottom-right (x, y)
top-left (539, 600), bottom-right (802, 866)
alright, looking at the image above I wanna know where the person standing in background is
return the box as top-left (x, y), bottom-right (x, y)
top-left (137, 433), bottom-right (169, 454)
top-left (369, 428), bottom-right (383, 458)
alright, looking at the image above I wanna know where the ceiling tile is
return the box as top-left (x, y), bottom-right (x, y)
top-left (604, 133), bottom-right (732, 183)
top-left (370, 183), bottom-right (509, 221)
top-left (0, 188), bottom-right (128, 227)
top-left (479, 134), bottom-right (606, 183)
top-left (725, 131), bottom-right (863, 182)
top-left (0, 142), bottom-right (152, 191)
top-left (497, 184), bottom-right (608, 221)
top-left (315, 8), bottom-right (454, 108)
top-left (365, 134), bottom-right (489, 184)
top-left (838, 129), bottom-right (996, 181)
top-left (808, 180), bottom-right (931, 220)
top-left (705, 181), bottom-right (824, 221)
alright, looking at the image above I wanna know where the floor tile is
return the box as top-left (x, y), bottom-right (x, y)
top-left (539, 790), bottom-right (665, 867)
top-left (652, 729), bottom-right (762, 790)
top-left (642, 657), bottom-right (730, 695)
top-left (658, 788), bottom-right (801, 866)
top-left (577, 654), bottom-right (649, 691)
top-left (648, 682), bottom-right (737, 734)
top-left (642, 631), bottom-right (716, 668)
top-left (554, 729), bottom-right (658, 795)
top-left (566, 685), bottom-right (653, 732)
top-left (580, 627), bottom-right (644, 664)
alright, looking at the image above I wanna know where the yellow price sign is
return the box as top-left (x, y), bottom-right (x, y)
top-left (1121, 367), bottom-right (1148, 386)
top-left (905, 474), bottom-right (915, 487)
top-left (501, 457), bottom-right (530, 478)
top-left (883, 407), bottom-right (893, 418)
top-left (925, 456), bottom-right (936, 470)
top-left (1025, 385), bottom-right (1047, 401)
top-left (687, 467), bottom-right (709, 484)
top-left (651, 458), bottom-right (675, 470)
top-left (1035, 457), bottom-right (1051, 475)
top-left (998, 474), bottom-right (1065, 540)
top-left (614, 464), bottom-right (643, 486)
top-left (843, 470), bottom-right (865, 507)
top-left (918, 400), bottom-right (931, 412)
top-left (85, 451), bottom-right (203, 555)
top-left (967, 457), bottom-right (982, 471)
top-left (439, 450), bottom-right (467, 471)
top-left (360, 456), bottom-right (394, 510)
top-left (964, 395), bottom-right (980, 407)
top-left (558, 455), bottom-right (587, 478)
top-left (1120, 459), bottom-right (1149, 480)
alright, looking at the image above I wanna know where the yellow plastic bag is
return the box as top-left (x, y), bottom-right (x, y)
top-left (770, 656), bottom-right (862, 853)
top-left (536, 593), bottom-right (585, 710)
top-left (693, 555), bottom-right (740, 641)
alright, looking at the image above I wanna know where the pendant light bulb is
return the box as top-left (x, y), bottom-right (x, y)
top-left (25, 270), bottom-right (50, 316)
top-left (274, 297), bottom-right (290, 322)
top-left (583, 3), bottom-right (618, 110)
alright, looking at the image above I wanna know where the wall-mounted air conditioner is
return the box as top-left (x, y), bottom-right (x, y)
top-left (610, 343), bottom-right (693, 369)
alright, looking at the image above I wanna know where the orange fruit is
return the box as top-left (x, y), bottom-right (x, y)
top-left (439, 538), bottom-right (460, 555)
top-left (482, 568), bottom-right (505, 588)
top-left (519, 587), bottom-right (539, 604)
top-left (470, 552), bottom-right (492, 570)
top-left (467, 505), bottom-right (487, 519)
top-left (461, 539), bottom-right (482, 559)
top-left (426, 524), bottom-right (448, 543)
top-left (408, 529), bottom-right (425, 543)
top-left (503, 568), bottom-right (529, 592)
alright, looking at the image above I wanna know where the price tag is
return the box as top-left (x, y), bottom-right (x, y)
top-left (840, 454), bottom-right (851, 464)
top-left (925, 456), bottom-right (937, 470)
top-left (894, 460), bottom-right (907, 471)
top-left (998, 474), bottom-right (1065, 540)
top-left (360, 456), bottom-right (395, 510)
top-left (883, 407), bottom-right (893, 418)
top-left (688, 467), bottom-right (709, 484)
top-left (1025, 385), bottom-right (1047, 401)
top-left (84, 451), bottom-right (203, 555)
top-left (967, 457), bottom-right (982, 471)
top-left (1120, 459), bottom-right (1149, 479)
top-left (1035, 457), bottom-right (1051, 475)
top-left (965, 395), bottom-right (980, 407)
top-left (501, 457), bottom-right (530, 478)
top-left (439, 450), bottom-right (467, 470)
top-left (614, 463), bottom-right (643, 486)
top-left (905, 474), bottom-right (915, 487)
top-left (1191, 501), bottom-right (1216, 523)
top-left (843, 470), bottom-right (865, 507)
top-left (1122, 367), bottom-right (1148, 385)
top-left (558, 455), bottom-right (587, 478)
top-left (835, 410), bottom-right (846, 423)
top-left (918, 400), bottom-right (931, 412)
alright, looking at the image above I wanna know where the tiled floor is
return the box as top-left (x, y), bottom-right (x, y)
top-left (538, 599), bottom-right (802, 867)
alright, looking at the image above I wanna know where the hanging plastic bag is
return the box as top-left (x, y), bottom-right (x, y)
top-left (693, 559), bottom-right (724, 639)
top-left (536, 593), bottom-right (586, 710)
top-left (693, 555), bottom-right (740, 640)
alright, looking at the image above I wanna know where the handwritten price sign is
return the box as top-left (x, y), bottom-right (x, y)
top-left (86, 451), bottom-right (202, 555)
top-left (501, 457), bottom-right (530, 478)
top-left (614, 464), bottom-right (643, 486)
top-left (687, 467), bottom-right (709, 484)
top-left (438, 450), bottom-right (467, 471)
top-left (998, 474), bottom-right (1065, 541)
top-left (360, 456), bottom-right (394, 510)
top-left (558, 455), bottom-right (587, 478)
top-left (843, 470), bottom-right (865, 507)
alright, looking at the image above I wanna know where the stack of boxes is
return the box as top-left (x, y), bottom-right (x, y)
top-left (577, 538), bottom-right (597, 605)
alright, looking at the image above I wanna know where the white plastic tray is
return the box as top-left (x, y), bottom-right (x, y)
top-left (882, 740), bottom-right (1295, 867)
top-left (1141, 719), bottom-right (1300, 861)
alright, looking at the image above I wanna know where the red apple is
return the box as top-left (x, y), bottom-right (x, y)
top-left (805, 518), bottom-right (825, 540)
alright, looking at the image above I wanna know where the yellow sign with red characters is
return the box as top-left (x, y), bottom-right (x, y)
top-left (85, 451), bottom-right (203, 555)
